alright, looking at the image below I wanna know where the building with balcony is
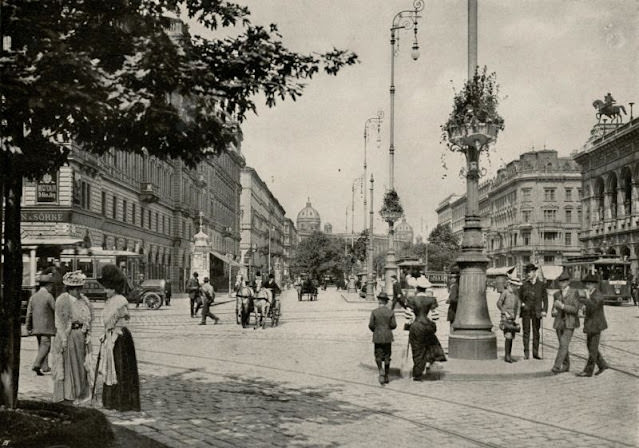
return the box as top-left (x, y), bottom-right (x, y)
top-left (436, 150), bottom-right (583, 278)
top-left (240, 167), bottom-right (288, 284)
top-left (20, 143), bottom-right (245, 292)
top-left (573, 117), bottom-right (639, 276)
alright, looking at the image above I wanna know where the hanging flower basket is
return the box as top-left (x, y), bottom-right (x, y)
top-left (441, 66), bottom-right (505, 152)
top-left (380, 189), bottom-right (403, 223)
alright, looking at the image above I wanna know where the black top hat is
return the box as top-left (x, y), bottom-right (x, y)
top-left (524, 263), bottom-right (538, 273)
top-left (377, 292), bottom-right (390, 301)
top-left (583, 273), bottom-right (599, 284)
top-left (557, 271), bottom-right (571, 282)
top-left (98, 264), bottom-right (127, 294)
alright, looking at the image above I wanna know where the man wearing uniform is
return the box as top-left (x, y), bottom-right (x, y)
top-left (518, 263), bottom-right (548, 359)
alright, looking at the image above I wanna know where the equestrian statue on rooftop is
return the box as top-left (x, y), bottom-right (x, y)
top-left (593, 92), bottom-right (627, 124)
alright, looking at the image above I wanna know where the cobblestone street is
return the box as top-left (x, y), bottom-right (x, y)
top-left (19, 288), bottom-right (639, 447)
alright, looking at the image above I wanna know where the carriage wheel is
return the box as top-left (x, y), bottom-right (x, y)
top-left (144, 292), bottom-right (162, 310)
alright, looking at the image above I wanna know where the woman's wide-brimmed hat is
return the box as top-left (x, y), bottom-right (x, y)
top-left (416, 276), bottom-right (432, 289)
top-left (98, 264), bottom-right (127, 290)
top-left (62, 270), bottom-right (86, 287)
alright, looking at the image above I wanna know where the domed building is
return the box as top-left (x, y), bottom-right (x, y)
top-left (296, 198), bottom-right (321, 240)
top-left (395, 217), bottom-right (414, 246)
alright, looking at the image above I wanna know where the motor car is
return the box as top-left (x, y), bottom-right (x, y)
top-left (129, 279), bottom-right (170, 309)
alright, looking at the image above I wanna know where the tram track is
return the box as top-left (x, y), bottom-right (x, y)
top-left (135, 347), bottom-right (637, 448)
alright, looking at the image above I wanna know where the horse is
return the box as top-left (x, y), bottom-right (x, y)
top-left (253, 286), bottom-right (271, 329)
top-left (237, 286), bottom-right (254, 328)
top-left (593, 99), bottom-right (627, 124)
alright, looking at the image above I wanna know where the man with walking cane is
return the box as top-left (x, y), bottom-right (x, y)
top-left (519, 263), bottom-right (548, 359)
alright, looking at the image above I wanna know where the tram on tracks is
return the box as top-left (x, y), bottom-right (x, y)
top-left (563, 255), bottom-right (633, 305)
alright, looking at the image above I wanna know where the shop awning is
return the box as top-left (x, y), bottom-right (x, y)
top-left (540, 265), bottom-right (564, 281)
top-left (486, 266), bottom-right (516, 277)
top-left (22, 237), bottom-right (83, 248)
top-left (211, 250), bottom-right (241, 267)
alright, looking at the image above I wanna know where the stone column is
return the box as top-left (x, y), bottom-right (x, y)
top-left (617, 187), bottom-right (626, 217)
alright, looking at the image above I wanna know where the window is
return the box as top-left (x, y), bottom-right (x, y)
top-left (132, 203), bottom-right (136, 226)
top-left (565, 232), bottom-right (572, 246)
top-left (544, 255), bottom-right (555, 264)
top-left (522, 210), bottom-right (531, 223)
top-left (544, 188), bottom-right (556, 201)
top-left (522, 232), bottom-right (531, 245)
top-left (577, 208), bottom-right (582, 223)
top-left (79, 182), bottom-right (90, 210)
top-left (101, 191), bottom-right (106, 216)
top-left (565, 188), bottom-right (572, 201)
top-left (543, 231), bottom-right (558, 242)
top-left (155, 212), bottom-right (158, 232)
top-left (148, 210), bottom-right (151, 229)
top-left (112, 196), bottom-right (117, 219)
top-left (543, 209), bottom-right (557, 222)
top-left (565, 209), bottom-right (572, 223)
top-left (141, 208), bottom-right (145, 228)
top-left (578, 188), bottom-right (583, 200)
top-left (122, 200), bottom-right (127, 223)
top-left (522, 188), bottom-right (532, 201)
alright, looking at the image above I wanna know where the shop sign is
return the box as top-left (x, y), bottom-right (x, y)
top-left (36, 172), bottom-right (58, 203)
top-left (21, 211), bottom-right (71, 222)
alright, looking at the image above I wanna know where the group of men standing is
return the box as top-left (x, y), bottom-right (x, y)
top-left (186, 272), bottom-right (219, 325)
top-left (506, 262), bottom-right (609, 377)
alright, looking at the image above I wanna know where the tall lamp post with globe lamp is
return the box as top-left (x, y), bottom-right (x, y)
top-left (383, 0), bottom-right (424, 297)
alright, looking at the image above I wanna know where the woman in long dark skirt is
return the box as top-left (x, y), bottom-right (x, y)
top-left (98, 264), bottom-right (140, 411)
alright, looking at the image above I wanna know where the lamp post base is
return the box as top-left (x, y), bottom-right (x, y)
top-left (448, 330), bottom-right (497, 360)
top-left (384, 249), bottom-right (397, 298)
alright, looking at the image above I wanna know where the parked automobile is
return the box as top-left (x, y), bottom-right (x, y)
top-left (129, 279), bottom-right (170, 309)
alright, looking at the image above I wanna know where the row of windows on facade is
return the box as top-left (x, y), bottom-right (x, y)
top-left (106, 149), bottom-right (238, 217)
top-left (76, 181), bottom-right (237, 239)
top-left (489, 231), bottom-right (575, 250)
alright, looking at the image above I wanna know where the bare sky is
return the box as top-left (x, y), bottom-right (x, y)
top-left (191, 0), bottom-right (638, 239)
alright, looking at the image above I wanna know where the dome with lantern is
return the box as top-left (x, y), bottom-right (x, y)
top-left (296, 198), bottom-right (321, 239)
top-left (395, 216), bottom-right (414, 245)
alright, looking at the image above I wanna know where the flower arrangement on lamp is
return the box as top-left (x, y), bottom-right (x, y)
top-left (380, 189), bottom-right (403, 223)
top-left (441, 66), bottom-right (505, 151)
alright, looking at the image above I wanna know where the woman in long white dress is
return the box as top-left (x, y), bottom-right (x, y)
top-left (51, 271), bottom-right (94, 404)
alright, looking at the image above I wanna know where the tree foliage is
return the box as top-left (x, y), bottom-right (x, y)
top-left (291, 232), bottom-right (348, 281)
top-left (0, 0), bottom-right (357, 408)
top-left (427, 224), bottom-right (460, 271)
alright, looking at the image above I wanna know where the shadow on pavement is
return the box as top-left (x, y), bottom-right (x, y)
top-left (134, 369), bottom-right (377, 446)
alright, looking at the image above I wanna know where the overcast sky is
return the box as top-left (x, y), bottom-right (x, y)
top-left (191, 0), bottom-right (638, 239)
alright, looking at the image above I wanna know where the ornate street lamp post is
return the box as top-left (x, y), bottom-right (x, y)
top-left (384, 0), bottom-right (424, 297)
top-left (367, 174), bottom-right (375, 301)
top-left (364, 110), bottom-right (383, 235)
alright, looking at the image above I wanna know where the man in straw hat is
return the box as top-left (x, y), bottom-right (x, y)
top-left (550, 270), bottom-right (580, 374)
top-left (368, 292), bottom-right (397, 385)
top-left (26, 270), bottom-right (57, 375)
top-left (576, 273), bottom-right (609, 377)
top-left (518, 263), bottom-right (548, 359)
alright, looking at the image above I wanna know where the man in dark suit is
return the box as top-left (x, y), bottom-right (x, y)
top-left (551, 271), bottom-right (580, 374)
top-left (518, 263), bottom-right (548, 359)
top-left (368, 292), bottom-right (397, 385)
top-left (577, 273), bottom-right (609, 377)
top-left (26, 272), bottom-right (56, 375)
top-left (186, 272), bottom-right (200, 318)
top-left (390, 274), bottom-right (405, 310)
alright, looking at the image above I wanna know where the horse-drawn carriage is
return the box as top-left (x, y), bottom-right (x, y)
top-left (296, 278), bottom-right (318, 301)
top-left (235, 286), bottom-right (281, 328)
